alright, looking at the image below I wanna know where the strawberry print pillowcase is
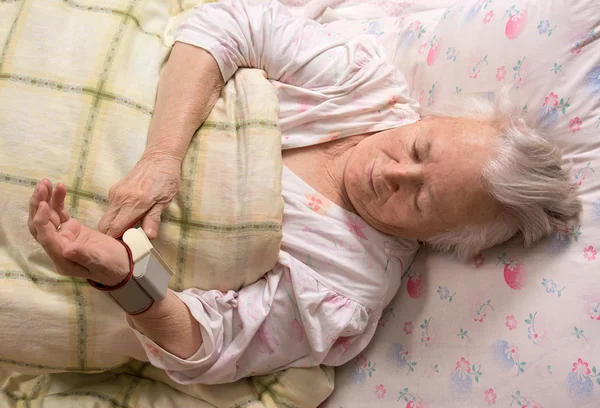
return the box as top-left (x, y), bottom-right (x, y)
top-left (320, 0), bottom-right (600, 406)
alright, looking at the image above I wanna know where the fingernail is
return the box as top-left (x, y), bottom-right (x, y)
top-left (147, 228), bottom-right (155, 238)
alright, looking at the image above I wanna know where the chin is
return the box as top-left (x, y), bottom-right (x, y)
top-left (356, 207), bottom-right (405, 237)
top-left (350, 200), bottom-right (387, 234)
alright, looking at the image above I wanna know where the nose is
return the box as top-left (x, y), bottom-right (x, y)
top-left (381, 160), bottom-right (421, 192)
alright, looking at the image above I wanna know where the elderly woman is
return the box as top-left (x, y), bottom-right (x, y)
top-left (28, 0), bottom-right (579, 385)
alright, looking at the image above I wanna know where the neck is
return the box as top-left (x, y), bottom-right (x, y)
top-left (323, 136), bottom-right (362, 212)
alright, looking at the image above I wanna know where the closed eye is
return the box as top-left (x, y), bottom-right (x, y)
top-left (413, 183), bottom-right (422, 213)
top-left (412, 141), bottom-right (420, 162)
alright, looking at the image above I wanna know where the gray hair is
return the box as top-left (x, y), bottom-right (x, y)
top-left (422, 90), bottom-right (582, 260)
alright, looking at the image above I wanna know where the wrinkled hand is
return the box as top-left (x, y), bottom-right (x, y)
top-left (99, 153), bottom-right (181, 239)
top-left (29, 179), bottom-right (130, 286)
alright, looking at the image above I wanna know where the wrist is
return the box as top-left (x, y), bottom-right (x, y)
top-left (95, 240), bottom-right (132, 287)
top-left (142, 144), bottom-right (186, 166)
top-left (128, 291), bottom-right (203, 359)
top-left (128, 290), bottom-right (176, 321)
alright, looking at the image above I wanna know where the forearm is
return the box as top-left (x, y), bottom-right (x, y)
top-left (144, 42), bottom-right (224, 163)
top-left (129, 290), bottom-right (203, 359)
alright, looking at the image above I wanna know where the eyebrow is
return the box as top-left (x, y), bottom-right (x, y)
top-left (427, 184), bottom-right (435, 207)
top-left (413, 139), bottom-right (433, 213)
top-left (425, 141), bottom-right (434, 206)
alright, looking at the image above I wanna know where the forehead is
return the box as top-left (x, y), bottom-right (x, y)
top-left (423, 117), bottom-right (501, 225)
top-left (422, 116), bottom-right (500, 146)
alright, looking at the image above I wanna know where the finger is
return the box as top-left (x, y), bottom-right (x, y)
top-left (37, 179), bottom-right (50, 204)
top-left (98, 204), bottom-right (120, 234)
top-left (33, 202), bottom-right (69, 263)
top-left (34, 203), bottom-right (88, 277)
top-left (141, 204), bottom-right (167, 240)
top-left (29, 183), bottom-right (42, 221)
top-left (105, 206), bottom-right (147, 238)
top-left (51, 182), bottom-right (70, 223)
top-left (28, 183), bottom-right (44, 237)
top-left (38, 179), bottom-right (61, 228)
top-left (41, 178), bottom-right (53, 202)
top-left (33, 202), bottom-right (58, 245)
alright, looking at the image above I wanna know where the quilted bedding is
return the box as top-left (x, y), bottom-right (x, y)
top-left (0, 1), bottom-right (333, 407)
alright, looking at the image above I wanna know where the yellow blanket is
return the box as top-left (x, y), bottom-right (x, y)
top-left (0, 0), bottom-right (333, 406)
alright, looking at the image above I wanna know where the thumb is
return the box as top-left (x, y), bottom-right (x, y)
top-left (141, 203), bottom-right (167, 240)
top-left (98, 205), bottom-right (119, 234)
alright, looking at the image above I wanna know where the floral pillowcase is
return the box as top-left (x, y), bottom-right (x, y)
top-left (324, 0), bottom-right (600, 407)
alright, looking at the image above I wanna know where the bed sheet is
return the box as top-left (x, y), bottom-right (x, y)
top-left (296, 0), bottom-right (600, 407)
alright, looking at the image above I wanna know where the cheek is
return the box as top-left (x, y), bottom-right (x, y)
top-left (376, 197), bottom-right (410, 227)
top-left (346, 167), bottom-right (362, 195)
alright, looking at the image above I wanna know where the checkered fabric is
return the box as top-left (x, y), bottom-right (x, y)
top-left (0, 0), bottom-right (334, 406)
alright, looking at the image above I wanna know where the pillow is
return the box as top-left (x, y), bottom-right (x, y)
top-left (319, 0), bottom-right (600, 406)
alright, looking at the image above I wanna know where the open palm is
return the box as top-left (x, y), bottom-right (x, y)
top-left (29, 179), bottom-right (130, 286)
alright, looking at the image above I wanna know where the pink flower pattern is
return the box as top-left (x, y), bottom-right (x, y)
top-left (496, 65), bottom-right (506, 81)
top-left (506, 315), bottom-right (518, 330)
top-left (374, 384), bottom-right (387, 399)
top-left (572, 358), bottom-right (591, 381)
top-left (484, 388), bottom-right (497, 405)
top-left (144, 342), bottom-right (163, 358)
top-left (356, 353), bottom-right (368, 369)
top-left (16, 4), bottom-right (600, 405)
top-left (455, 357), bottom-right (471, 375)
top-left (584, 245), bottom-right (597, 261)
top-left (473, 310), bottom-right (487, 322)
top-left (505, 343), bottom-right (519, 360)
top-left (473, 300), bottom-right (493, 323)
top-left (407, 20), bottom-right (421, 31)
top-left (569, 117), bottom-right (582, 133)
top-left (588, 302), bottom-right (600, 320)
top-left (215, 4), bottom-right (599, 403)
top-left (345, 219), bottom-right (369, 239)
top-left (305, 193), bottom-right (331, 216)
top-left (543, 92), bottom-right (559, 107)
top-left (407, 399), bottom-right (424, 408)
top-left (483, 10), bottom-right (494, 25)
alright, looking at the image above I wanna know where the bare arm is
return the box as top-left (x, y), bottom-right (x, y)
top-left (128, 291), bottom-right (202, 359)
top-left (144, 42), bottom-right (224, 162)
top-left (98, 44), bottom-right (221, 357)
top-left (98, 42), bottom-right (224, 238)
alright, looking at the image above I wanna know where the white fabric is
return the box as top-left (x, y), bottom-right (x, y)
top-left (176, 0), bottom-right (420, 149)
top-left (126, 0), bottom-right (420, 385)
top-left (291, 1), bottom-right (600, 407)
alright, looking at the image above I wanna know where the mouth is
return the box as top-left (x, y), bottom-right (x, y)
top-left (368, 163), bottom-right (375, 194)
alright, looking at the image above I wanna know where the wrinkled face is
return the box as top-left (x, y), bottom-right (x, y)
top-left (344, 116), bottom-right (502, 241)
